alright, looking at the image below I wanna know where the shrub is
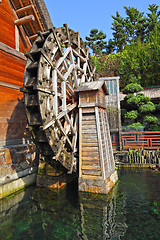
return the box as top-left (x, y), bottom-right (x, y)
top-left (139, 102), bottom-right (156, 113)
top-left (122, 83), bottom-right (143, 94)
top-left (143, 115), bottom-right (158, 124)
top-left (123, 122), bottom-right (144, 131)
top-left (124, 110), bottom-right (138, 119)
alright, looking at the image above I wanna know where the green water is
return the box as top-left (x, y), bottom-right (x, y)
top-left (0, 169), bottom-right (160, 240)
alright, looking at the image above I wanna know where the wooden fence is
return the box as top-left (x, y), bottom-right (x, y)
top-left (110, 132), bottom-right (119, 150)
top-left (121, 131), bottom-right (160, 149)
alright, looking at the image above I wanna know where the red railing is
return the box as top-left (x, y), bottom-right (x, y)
top-left (111, 132), bottom-right (119, 150)
top-left (122, 131), bottom-right (160, 149)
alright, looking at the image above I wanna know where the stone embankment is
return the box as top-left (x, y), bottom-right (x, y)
top-left (0, 144), bottom-right (38, 199)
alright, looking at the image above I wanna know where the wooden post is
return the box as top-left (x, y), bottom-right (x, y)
top-left (52, 69), bottom-right (58, 116)
top-left (15, 25), bottom-right (19, 51)
top-left (14, 15), bottom-right (35, 26)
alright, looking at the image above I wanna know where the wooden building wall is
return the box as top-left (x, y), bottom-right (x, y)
top-left (0, 0), bottom-right (31, 147)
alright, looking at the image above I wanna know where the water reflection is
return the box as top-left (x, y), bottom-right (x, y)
top-left (79, 185), bottom-right (127, 240)
top-left (0, 169), bottom-right (160, 240)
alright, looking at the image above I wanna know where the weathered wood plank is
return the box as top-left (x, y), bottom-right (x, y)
top-left (81, 175), bottom-right (103, 180)
top-left (82, 166), bottom-right (101, 170)
top-left (82, 156), bottom-right (100, 161)
top-left (95, 107), bottom-right (105, 179)
top-left (82, 170), bottom-right (101, 176)
top-left (79, 108), bottom-right (82, 177)
top-left (82, 147), bottom-right (99, 152)
top-left (14, 15), bottom-right (35, 26)
top-left (82, 152), bottom-right (99, 157)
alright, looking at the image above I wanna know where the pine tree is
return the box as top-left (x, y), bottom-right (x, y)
top-left (123, 6), bottom-right (147, 43)
top-left (111, 12), bottom-right (127, 51)
top-left (111, 6), bottom-right (147, 50)
top-left (85, 29), bottom-right (107, 55)
top-left (146, 4), bottom-right (160, 35)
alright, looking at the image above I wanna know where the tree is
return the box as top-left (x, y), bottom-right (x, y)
top-left (111, 12), bottom-right (127, 51)
top-left (123, 6), bottom-right (147, 43)
top-left (146, 4), bottom-right (160, 35)
top-left (85, 29), bottom-right (107, 55)
top-left (111, 6), bottom-right (147, 51)
top-left (121, 83), bottom-right (158, 131)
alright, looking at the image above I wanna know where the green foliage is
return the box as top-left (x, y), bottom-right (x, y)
top-left (92, 52), bottom-right (122, 78)
top-left (124, 110), bottom-right (138, 119)
top-left (123, 122), bottom-right (144, 131)
top-left (155, 103), bottom-right (160, 111)
top-left (122, 83), bottom-right (143, 94)
top-left (151, 201), bottom-right (160, 215)
top-left (146, 4), bottom-right (160, 35)
top-left (85, 29), bottom-right (107, 55)
top-left (90, 4), bottom-right (160, 89)
top-left (133, 93), bottom-right (150, 105)
top-left (143, 115), bottom-right (158, 124)
top-left (146, 124), bottom-right (160, 131)
top-left (139, 102), bottom-right (156, 113)
top-left (120, 83), bottom-right (158, 130)
top-left (121, 108), bottom-right (127, 117)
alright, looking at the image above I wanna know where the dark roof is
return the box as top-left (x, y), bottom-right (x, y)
top-left (76, 81), bottom-right (109, 95)
top-left (34, 0), bottom-right (53, 30)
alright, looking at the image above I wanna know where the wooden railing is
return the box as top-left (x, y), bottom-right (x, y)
top-left (121, 131), bottom-right (160, 149)
top-left (110, 132), bottom-right (119, 150)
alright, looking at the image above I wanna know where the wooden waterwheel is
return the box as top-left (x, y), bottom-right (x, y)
top-left (23, 24), bottom-right (96, 173)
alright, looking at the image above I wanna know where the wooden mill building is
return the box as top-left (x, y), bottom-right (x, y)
top-left (0, 0), bottom-right (53, 199)
top-left (0, 0), bottom-right (53, 147)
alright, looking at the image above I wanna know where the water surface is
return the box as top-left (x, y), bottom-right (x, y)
top-left (0, 169), bottom-right (160, 240)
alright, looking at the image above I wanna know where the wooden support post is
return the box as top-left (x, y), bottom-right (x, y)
top-left (61, 81), bottom-right (66, 111)
top-left (14, 15), bottom-right (35, 26)
top-left (79, 107), bottom-right (82, 178)
top-left (52, 69), bottom-right (58, 117)
top-left (15, 25), bottom-right (19, 51)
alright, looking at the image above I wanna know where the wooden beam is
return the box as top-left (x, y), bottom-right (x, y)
top-left (16, 5), bottom-right (33, 14)
top-left (29, 34), bottom-right (38, 42)
top-left (43, 103), bottom-right (77, 130)
top-left (14, 15), bottom-right (35, 26)
top-left (0, 42), bottom-right (26, 60)
top-left (79, 108), bottom-right (82, 178)
top-left (52, 69), bottom-right (58, 116)
top-left (95, 107), bottom-right (105, 179)
top-left (56, 119), bottom-right (73, 150)
top-left (15, 25), bottom-right (19, 51)
top-left (0, 81), bottom-right (20, 90)
top-left (65, 113), bottom-right (75, 135)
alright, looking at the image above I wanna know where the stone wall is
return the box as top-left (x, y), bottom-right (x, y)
top-left (79, 170), bottom-right (118, 194)
top-left (0, 144), bottom-right (38, 199)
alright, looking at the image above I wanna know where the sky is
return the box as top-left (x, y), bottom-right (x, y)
top-left (44, 0), bottom-right (160, 42)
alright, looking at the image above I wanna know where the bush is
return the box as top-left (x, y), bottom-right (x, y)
top-left (124, 110), bottom-right (138, 119)
top-left (123, 122), bottom-right (144, 131)
top-left (134, 93), bottom-right (150, 105)
top-left (155, 103), bottom-right (160, 111)
top-left (146, 124), bottom-right (160, 131)
top-left (122, 83), bottom-right (143, 94)
top-left (139, 102), bottom-right (156, 113)
top-left (143, 115), bottom-right (158, 124)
